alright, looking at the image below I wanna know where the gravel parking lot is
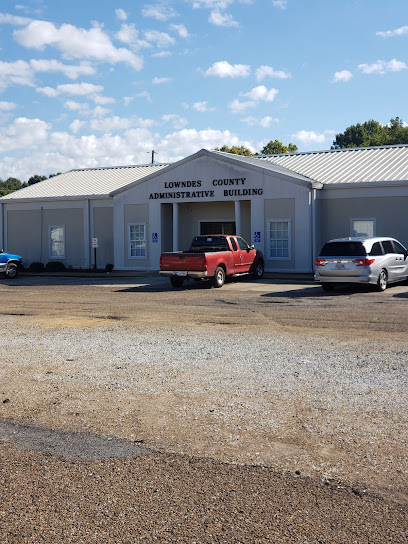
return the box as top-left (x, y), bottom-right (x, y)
top-left (1, 274), bottom-right (407, 543)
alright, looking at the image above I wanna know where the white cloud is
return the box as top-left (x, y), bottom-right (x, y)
top-left (134, 91), bottom-right (153, 102)
top-left (209, 10), bottom-right (239, 27)
top-left (152, 76), bottom-right (171, 84)
top-left (333, 69), bottom-right (353, 83)
top-left (69, 119), bottom-right (87, 134)
top-left (90, 116), bottom-right (136, 132)
top-left (244, 85), bottom-right (279, 102)
top-left (204, 60), bottom-right (251, 78)
top-left (358, 59), bottom-right (407, 75)
top-left (0, 59), bottom-right (34, 88)
top-left (0, 120), bottom-right (256, 180)
top-left (151, 50), bottom-right (172, 58)
top-left (190, 0), bottom-right (234, 9)
top-left (228, 98), bottom-right (256, 113)
top-left (0, 117), bottom-right (50, 154)
top-left (92, 94), bottom-right (116, 105)
top-left (14, 20), bottom-right (143, 69)
top-left (91, 106), bottom-right (111, 118)
top-left (30, 59), bottom-right (95, 79)
top-left (242, 115), bottom-right (279, 127)
top-left (115, 23), bottom-right (151, 49)
top-left (170, 24), bottom-right (189, 38)
top-left (144, 30), bottom-right (176, 48)
top-left (255, 65), bottom-right (291, 81)
top-left (272, 0), bottom-right (287, 8)
top-left (142, 4), bottom-right (177, 21)
top-left (37, 82), bottom-right (104, 97)
top-left (0, 101), bottom-right (17, 111)
top-left (291, 129), bottom-right (335, 145)
top-left (192, 101), bottom-right (215, 112)
top-left (162, 114), bottom-right (188, 129)
top-left (376, 25), bottom-right (408, 38)
top-left (0, 12), bottom-right (32, 25)
top-left (115, 9), bottom-right (128, 21)
top-left (64, 101), bottom-right (90, 114)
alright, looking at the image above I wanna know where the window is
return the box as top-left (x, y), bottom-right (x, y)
top-left (237, 237), bottom-right (249, 251)
top-left (268, 220), bottom-right (291, 259)
top-left (392, 240), bottom-right (407, 255)
top-left (351, 219), bottom-right (375, 238)
top-left (230, 238), bottom-right (238, 251)
top-left (49, 226), bottom-right (65, 259)
top-left (369, 242), bottom-right (383, 256)
top-left (382, 240), bottom-right (394, 254)
top-left (129, 223), bottom-right (146, 258)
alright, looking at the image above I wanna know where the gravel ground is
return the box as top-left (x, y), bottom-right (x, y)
top-left (0, 276), bottom-right (407, 542)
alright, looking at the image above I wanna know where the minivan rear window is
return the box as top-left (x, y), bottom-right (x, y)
top-left (319, 241), bottom-right (366, 257)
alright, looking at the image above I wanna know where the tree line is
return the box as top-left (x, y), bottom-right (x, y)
top-left (1, 117), bottom-right (407, 196)
top-left (216, 117), bottom-right (408, 156)
top-left (0, 173), bottom-right (61, 197)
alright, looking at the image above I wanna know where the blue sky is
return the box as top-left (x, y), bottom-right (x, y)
top-left (1, 0), bottom-right (408, 181)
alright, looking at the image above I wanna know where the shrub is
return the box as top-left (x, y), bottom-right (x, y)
top-left (105, 263), bottom-right (114, 272)
top-left (45, 261), bottom-right (66, 272)
top-left (28, 262), bottom-right (44, 273)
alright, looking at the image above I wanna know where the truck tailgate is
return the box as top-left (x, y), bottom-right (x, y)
top-left (160, 252), bottom-right (206, 272)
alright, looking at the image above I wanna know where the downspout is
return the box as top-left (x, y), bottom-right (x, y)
top-left (40, 206), bottom-right (43, 261)
top-left (311, 188), bottom-right (317, 271)
top-left (87, 199), bottom-right (91, 268)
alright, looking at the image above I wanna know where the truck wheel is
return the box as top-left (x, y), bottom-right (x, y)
top-left (170, 276), bottom-right (184, 288)
top-left (5, 263), bottom-right (18, 279)
top-left (213, 266), bottom-right (225, 288)
top-left (252, 261), bottom-right (264, 280)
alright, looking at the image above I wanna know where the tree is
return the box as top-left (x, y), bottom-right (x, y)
top-left (214, 145), bottom-right (254, 156)
top-left (28, 174), bottom-right (47, 185)
top-left (260, 140), bottom-right (298, 155)
top-left (0, 177), bottom-right (23, 196)
top-left (332, 117), bottom-right (408, 148)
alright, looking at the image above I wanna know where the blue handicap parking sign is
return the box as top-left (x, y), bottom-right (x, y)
top-left (152, 233), bottom-right (158, 243)
top-left (254, 231), bottom-right (261, 243)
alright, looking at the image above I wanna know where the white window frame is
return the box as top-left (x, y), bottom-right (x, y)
top-left (128, 222), bottom-right (147, 258)
top-left (49, 225), bottom-right (65, 259)
top-left (350, 218), bottom-right (376, 238)
top-left (267, 219), bottom-right (291, 260)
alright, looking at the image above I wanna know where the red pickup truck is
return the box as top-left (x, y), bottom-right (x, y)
top-left (159, 235), bottom-right (264, 288)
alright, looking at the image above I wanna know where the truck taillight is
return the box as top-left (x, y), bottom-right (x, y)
top-left (203, 256), bottom-right (207, 271)
top-left (354, 258), bottom-right (375, 267)
top-left (315, 258), bottom-right (327, 267)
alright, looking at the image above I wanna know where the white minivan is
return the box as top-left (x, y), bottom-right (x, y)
top-left (314, 237), bottom-right (408, 291)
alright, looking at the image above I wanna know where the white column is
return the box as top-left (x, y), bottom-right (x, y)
top-left (234, 200), bottom-right (241, 236)
top-left (173, 202), bottom-right (179, 251)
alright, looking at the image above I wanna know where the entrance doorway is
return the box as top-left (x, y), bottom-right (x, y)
top-left (200, 221), bottom-right (236, 235)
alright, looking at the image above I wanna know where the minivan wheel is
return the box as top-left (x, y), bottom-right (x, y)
top-left (376, 269), bottom-right (388, 291)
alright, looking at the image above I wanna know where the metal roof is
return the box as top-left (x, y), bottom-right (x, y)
top-left (3, 145), bottom-right (408, 203)
top-left (210, 149), bottom-right (318, 186)
top-left (255, 144), bottom-right (408, 184)
top-left (0, 163), bottom-right (169, 201)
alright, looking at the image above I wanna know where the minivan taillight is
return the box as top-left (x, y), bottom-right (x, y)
top-left (315, 258), bottom-right (327, 267)
top-left (354, 258), bottom-right (375, 267)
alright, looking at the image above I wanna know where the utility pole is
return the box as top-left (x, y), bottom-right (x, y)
top-left (148, 150), bottom-right (157, 164)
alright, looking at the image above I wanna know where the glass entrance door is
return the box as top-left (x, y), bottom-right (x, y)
top-left (200, 221), bottom-right (236, 235)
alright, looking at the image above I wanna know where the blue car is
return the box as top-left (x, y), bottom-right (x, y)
top-left (0, 249), bottom-right (23, 279)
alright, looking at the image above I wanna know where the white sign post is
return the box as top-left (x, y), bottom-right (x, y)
top-left (92, 238), bottom-right (98, 269)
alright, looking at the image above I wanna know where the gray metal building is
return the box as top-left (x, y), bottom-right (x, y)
top-left (1, 145), bottom-right (408, 273)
